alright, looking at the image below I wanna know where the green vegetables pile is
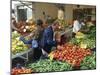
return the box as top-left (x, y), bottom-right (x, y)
top-left (69, 26), bottom-right (96, 49)
top-left (27, 59), bottom-right (72, 72)
top-left (69, 38), bottom-right (80, 45)
top-left (69, 37), bottom-right (95, 49)
top-left (88, 26), bottom-right (96, 35)
top-left (80, 52), bottom-right (96, 70)
top-left (67, 26), bottom-right (96, 70)
top-left (82, 38), bottom-right (95, 49)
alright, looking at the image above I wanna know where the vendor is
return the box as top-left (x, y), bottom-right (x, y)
top-left (40, 20), bottom-right (61, 54)
top-left (72, 17), bottom-right (85, 37)
top-left (20, 19), bottom-right (44, 60)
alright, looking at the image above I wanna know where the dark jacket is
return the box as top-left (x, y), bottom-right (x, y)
top-left (20, 26), bottom-right (57, 53)
top-left (40, 26), bottom-right (57, 53)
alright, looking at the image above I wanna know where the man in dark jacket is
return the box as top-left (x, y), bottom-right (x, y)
top-left (40, 20), bottom-right (60, 54)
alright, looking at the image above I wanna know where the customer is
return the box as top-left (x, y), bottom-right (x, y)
top-left (20, 19), bottom-right (44, 60)
top-left (40, 20), bottom-right (61, 55)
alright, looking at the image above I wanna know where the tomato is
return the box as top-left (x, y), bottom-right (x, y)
top-left (11, 68), bottom-right (32, 75)
top-left (52, 44), bottom-right (92, 66)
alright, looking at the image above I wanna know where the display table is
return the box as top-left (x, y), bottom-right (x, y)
top-left (12, 48), bottom-right (33, 61)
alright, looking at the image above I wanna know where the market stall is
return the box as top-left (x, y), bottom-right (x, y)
top-left (11, 1), bottom-right (96, 75)
top-left (11, 23), bottom-right (96, 74)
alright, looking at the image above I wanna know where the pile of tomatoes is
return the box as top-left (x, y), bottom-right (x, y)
top-left (51, 44), bottom-right (92, 66)
top-left (11, 67), bottom-right (32, 75)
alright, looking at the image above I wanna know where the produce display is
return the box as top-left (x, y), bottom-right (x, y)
top-left (49, 44), bottom-right (92, 66)
top-left (12, 31), bottom-right (28, 55)
top-left (12, 23), bottom-right (96, 72)
top-left (12, 31), bottom-right (20, 39)
top-left (69, 37), bottom-right (95, 49)
top-left (25, 25), bottom-right (37, 32)
top-left (80, 52), bottom-right (96, 70)
top-left (27, 59), bottom-right (72, 72)
top-left (11, 67), bottom-right (32, 75)
top-left (16, 21), bottom-right (37, 35)
top-left (69, 26), bottom-right (96, 49)
top-left (75, 32), bottom-right (85, 39)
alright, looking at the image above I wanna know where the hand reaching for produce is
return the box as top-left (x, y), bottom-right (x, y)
top-left (27, 32), bottom-right (35, 39)
top-left (57, 45), bottom-right (64, 50)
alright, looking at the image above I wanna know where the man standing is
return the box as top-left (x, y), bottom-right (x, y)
top-left (40, 20), bottom-right (60, 54)
top-left (72, 17), bottom-right (82, 37)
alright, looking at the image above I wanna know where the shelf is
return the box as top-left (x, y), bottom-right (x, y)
top-left (12, 48), bottom-right (33, 61)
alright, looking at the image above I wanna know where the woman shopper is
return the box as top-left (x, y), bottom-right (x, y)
top-left (20, 19), bottom-right (44, 60)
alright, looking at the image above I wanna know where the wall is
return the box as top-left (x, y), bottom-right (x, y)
top-left (91, 8), bottom-right (96, 21)
top-left (64, 4), bottom-right (96, 25)
top-left (13, 2), bottom-right (96, 22)
top-left (73, 5), bottom-right (96, 9)
top-left (73, 5), bottom-right (96, 21)
top-left (64, 4), bottom-right (73, 25)
top-left (32, 2), bottom-right (58, 20)
top-left (32, 3), bottom-right (74, 24)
